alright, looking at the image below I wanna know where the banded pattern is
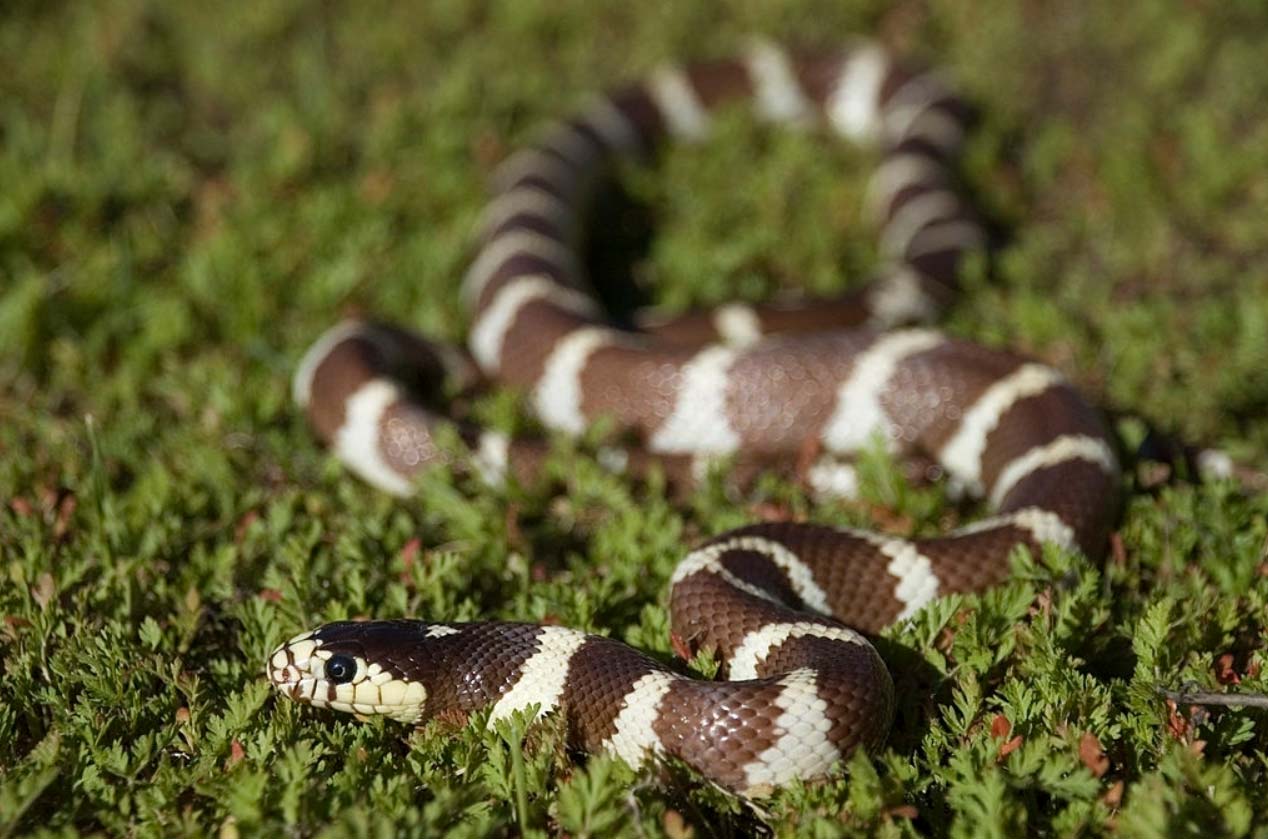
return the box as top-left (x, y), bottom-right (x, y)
top-left (275, 40), bottom-right (1121, 795)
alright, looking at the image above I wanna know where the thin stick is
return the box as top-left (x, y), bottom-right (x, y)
top-left (1158, 687), bottom-right (1268, 710)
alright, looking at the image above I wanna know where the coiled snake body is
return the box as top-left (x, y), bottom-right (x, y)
top-left (267, 41), bottom-right (1120, 795)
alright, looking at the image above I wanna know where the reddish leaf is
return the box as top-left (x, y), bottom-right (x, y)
top-left (1215, 653), bottom-right (1241, 685)
top-left (398, 538), bottom-right (423, 585)
top-left (997, 735), bottom-right (1024, 759)
top-left (1103, 780), bottom-right (1124, 808)
top-left (1165, 699), bottom-right (1188, 740)
top-left (866, 503), bottom-right (914, 534)
top-left (1031, 588), bottom-right (1053, 621)
top-left (472, 131), bottom-right (506, 171)
top-left (990, 714), bottom-right (1012, 739)
top-left (749, 501), bottom-right (795, 522)
top-left (52, 492), bottom-right (76, 540)
top-left (1110, 531), bottom-right (1128, 566)
top-left (234, 510), bottom-right (260, 543)
top-left (1078, 732), bottom-right (1109, 777)
top-left (434, 707), bottom-right (471, 728)
top-left (663, 809), bottom-right (694, 839)
top-left (795, 434), bottom-right (823, 483)
top-left (359, 170), bottom-right (395, 205)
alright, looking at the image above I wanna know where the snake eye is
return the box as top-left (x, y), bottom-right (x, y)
top-left (325, 654), bottom-right (357, 684)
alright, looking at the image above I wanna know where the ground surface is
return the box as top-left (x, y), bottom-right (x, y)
top-left (3, 1), bottom-right (1268, 836)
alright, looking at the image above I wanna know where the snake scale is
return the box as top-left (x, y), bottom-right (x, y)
top-left (266, 40), bottom-right (1121, 795)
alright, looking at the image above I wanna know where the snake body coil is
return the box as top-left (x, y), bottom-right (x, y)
top-left (267, 41), bottom-right (1120, 795)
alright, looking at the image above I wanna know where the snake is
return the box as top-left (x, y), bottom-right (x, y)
top-left (265, 40), bottom-right (1121, 795)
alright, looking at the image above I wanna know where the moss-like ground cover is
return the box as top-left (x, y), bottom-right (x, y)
top-left (3, 1), bottom-right (1268, 836)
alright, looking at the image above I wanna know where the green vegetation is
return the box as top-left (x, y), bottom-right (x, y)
top-left (4, 0), bottom-right (1268, 836)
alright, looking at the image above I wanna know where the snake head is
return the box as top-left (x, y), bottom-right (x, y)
top-left (266, 621), bottom-right (432, 723)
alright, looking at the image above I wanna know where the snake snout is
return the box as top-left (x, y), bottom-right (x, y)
top-left (266, 630), bottom-right (324, 703)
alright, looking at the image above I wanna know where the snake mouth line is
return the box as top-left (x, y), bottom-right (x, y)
top-left (269, 659), bottom-right (324, 705)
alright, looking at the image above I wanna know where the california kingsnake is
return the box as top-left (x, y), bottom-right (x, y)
top-left (267, 40), bottom-right (1121, 795)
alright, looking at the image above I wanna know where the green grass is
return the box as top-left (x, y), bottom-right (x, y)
top-left (4, 0), bottom-right (1268, 836)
